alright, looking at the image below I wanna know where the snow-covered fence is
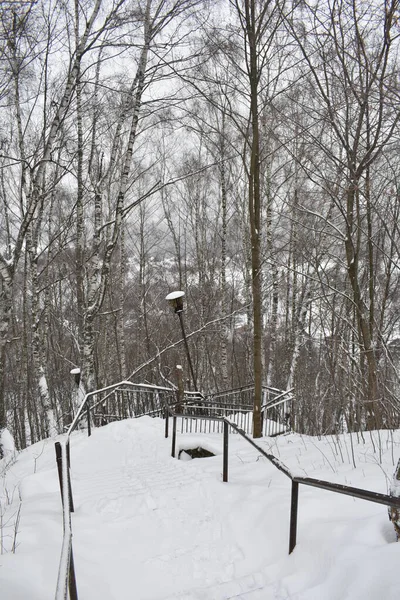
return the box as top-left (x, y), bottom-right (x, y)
top-left (205, 384), bottom-right (290, 409)
top-left (262, 388), bottom-right (294, 436)
top-left (171, 388), bottom-right (294, 437)
top-left (176, 406), bottom-right (253, 435)
top-left (90, 383), bottom-right (176, 426)
top-left (67, 381), bottom-right (177, 435)
top-left (66, 380), bottom-right (293, 438)
top-left (52, 381), bottom-right (294, 598)
top-left (166, 408), bottom-right (400, 554)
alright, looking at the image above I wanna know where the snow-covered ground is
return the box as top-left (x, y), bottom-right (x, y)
top-left (1, 417), bottom-right (400, 599)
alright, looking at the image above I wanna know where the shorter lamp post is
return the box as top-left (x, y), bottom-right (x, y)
top-left (70, 367), bottom-right (81, 387)
top-left (70, 367), bottom-right (81, 417)
top-left (165, 291), bottom-right (198, 391)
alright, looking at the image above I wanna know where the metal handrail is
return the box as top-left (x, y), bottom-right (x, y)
top-left (178, 401), bottom-right (253, 411)
top-left (261, 388), bottom-right (294, 410)
top-left (166, 409), bottom-right (400, 554)
top-left (206, 384), bottom-right (287, 396)
top-left (53, 381), bottom-right (292, 599)
top-left (67, 380), bottom-right (175, 436)
top-left (55, 442), bottom-right (77, 600)
top-left (55, 380), bottom-right (176, 599)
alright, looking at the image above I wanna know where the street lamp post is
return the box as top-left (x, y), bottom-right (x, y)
top-left (165, 291), bottom-right (198, 392)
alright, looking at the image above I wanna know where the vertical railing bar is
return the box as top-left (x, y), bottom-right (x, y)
top-left (172, 416), bottom-right (177, 458)
top-left (66, 440), bottom-right (74, 513)
top-left (86, 400), bottom-right (91, 437)
top-left (289, 481), bottom-right (299, 554)
top-left (223, 420), bottom-right (229, 482)
top-left (55, 442), bottom-right (79, 600)
top-left (55, 442), bottom-right (63, 504)
top-left (165, 407), bottom-right (169, 438)
top-left (69, 546), bottom-right (78, 600)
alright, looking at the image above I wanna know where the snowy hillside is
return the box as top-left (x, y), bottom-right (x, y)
top-left (1, 418), bottom-right (400, 599)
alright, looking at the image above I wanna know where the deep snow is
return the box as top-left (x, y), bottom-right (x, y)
top-left (1, 417), bottom-right (400, 599)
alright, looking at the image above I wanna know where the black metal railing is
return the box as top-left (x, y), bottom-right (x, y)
top-left (53, 380), bottom-right (294, 598)
top-left (76, 381), bottom-right (293, 438)
top-left (53, 381), bottom-right (396, 593)
top-left (54, 381), bottom-right (177, 599)
top-left (166, 408), bottom-right (400, 554)
top-left (54, 441), bottom-right (78, 600)
top-left (168, 397), bottom-right (293, 437)
top-left (204, 384), bottom-right (289, 408)
top-left (68, 381), bottom-right (293, 438)
top-left (88, 382), bottom-right (177, 428)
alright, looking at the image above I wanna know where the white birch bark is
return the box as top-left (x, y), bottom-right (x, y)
top-left (0, 0), bottom-right (104, 435)
top-left (81, 1), bottom-right (152, 391)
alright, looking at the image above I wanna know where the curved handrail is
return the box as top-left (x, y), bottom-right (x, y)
top-left (261, 388), bottom-right (294, 410)
top-left (68, 380), bottom-right (175, 437)
top-left (54, 381), bottom-right (292, 598)
top-left (56, 380), bottom-right (176, 599)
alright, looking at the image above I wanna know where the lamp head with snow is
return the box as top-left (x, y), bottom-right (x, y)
top-left (70, 367), bottom-right (81, 386)
top-left (165, 290), bottom-right (185, 313)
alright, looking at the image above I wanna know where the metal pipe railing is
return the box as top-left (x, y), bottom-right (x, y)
top-left (53, 382), bottom-right (291, 599)
top-left (261, 390), bottom-right (294, 411)
top-left (166, 409), bottom-right (400, 554)
top-left (55, 381), bottom-right (176, 599)
top-left (55, 441), bottom-right (78, 600)
top-left (67, 381), bottom-right (175, 437)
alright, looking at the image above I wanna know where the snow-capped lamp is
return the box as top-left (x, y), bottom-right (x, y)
top-left (165, 290), bottom-right (185, 313)
top-left (70, 367), bottom-right (81, 386)
top-left (165, 290), bottom-right (197, 391)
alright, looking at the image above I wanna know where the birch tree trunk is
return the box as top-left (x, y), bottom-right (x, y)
top-left (0, 0), bottom-right (104, 440)
top-left (286, 0), bottom-right (400, 429)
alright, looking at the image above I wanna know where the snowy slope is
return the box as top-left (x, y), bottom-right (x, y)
top-left (1, 417), bottom-right (400, 599)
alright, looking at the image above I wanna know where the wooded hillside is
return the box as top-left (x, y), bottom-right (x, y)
top-left (1, 0), bottom-right (400, 449)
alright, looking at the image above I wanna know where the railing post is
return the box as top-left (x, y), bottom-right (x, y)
top-left (289, 480), bottom-right (299, 554)
top-left (223, 420), bottom-right (229, 482)
top-left (171, 415), bottom-right (177, 458)
top-left (55, 442), bottom-right (63, 502)
top-left (86, 400), bottom-right (91, 437)
top-left (55, 442), bottom-right (75, 513)
top-left (69, 547), bottom-right (79, 600)
top-left (66, 441), bottom-right (75, 513)
top-left (165, 407), bottom-right (169, 438)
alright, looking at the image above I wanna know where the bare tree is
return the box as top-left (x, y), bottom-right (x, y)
top-left (0, 0), bottom-right (106, 450)
top-left (285, 0), bottom-right (400, 429)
